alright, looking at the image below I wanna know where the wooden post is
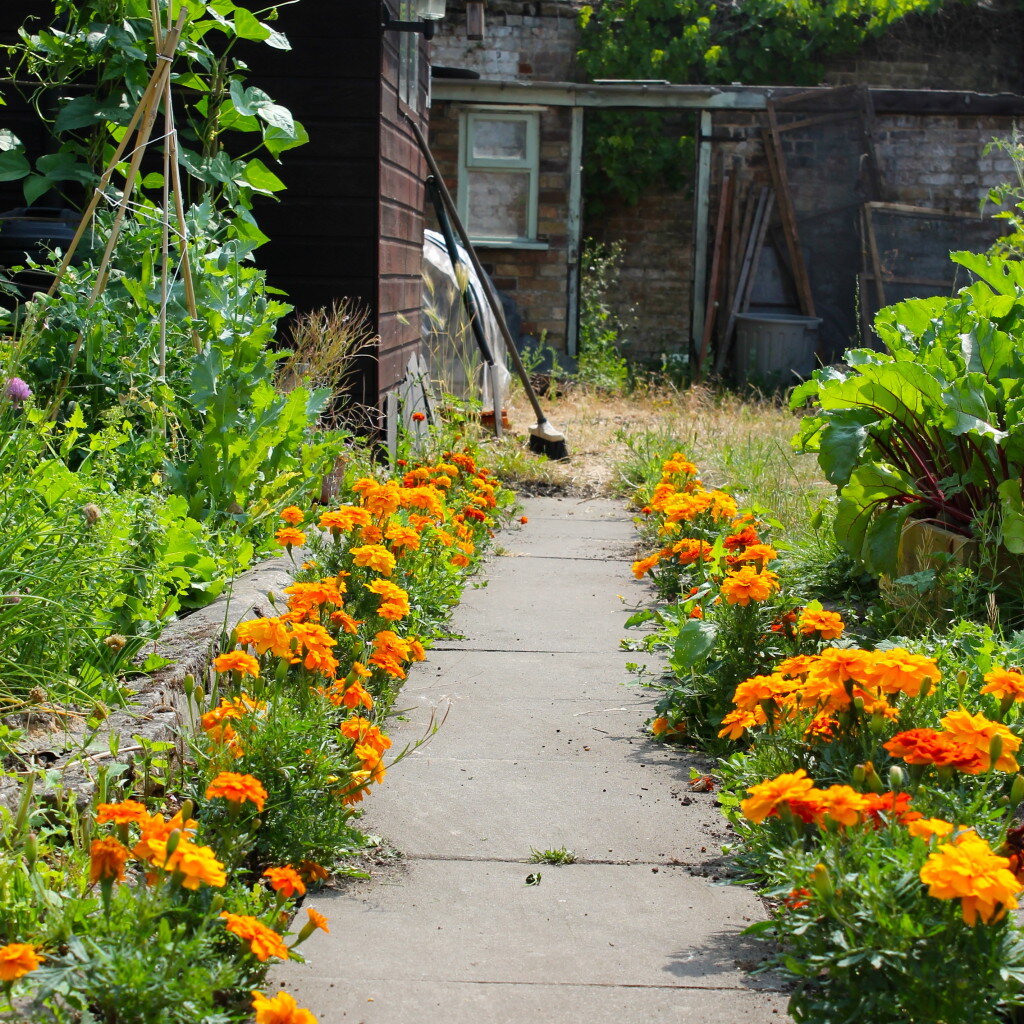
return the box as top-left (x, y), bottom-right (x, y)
top-left (690, 109), bottom-right (714, 359)
top-left (565, 105), bottom-right (584, 357)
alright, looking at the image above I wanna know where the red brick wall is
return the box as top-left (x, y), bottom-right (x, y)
top-left (429, 101), bottom-right (574, 350)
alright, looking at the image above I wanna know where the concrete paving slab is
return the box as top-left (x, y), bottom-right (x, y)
top-left (444, 557), bottom-right (635, 651)
top-left (402, 648), bottom-right (659, 703)
top-left (268, 978), bottom-right (791, 1024)
top-left (502, 497), bottom-right (639, 561)
top-left (517, 495), bottom-right (634, 524)
top-left (362, 755), bottom-right (731, 863)
top-left (279, 861), bottom-right (778, 991)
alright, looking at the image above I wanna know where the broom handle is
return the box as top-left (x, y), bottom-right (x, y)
top-left (407, 117), bottom-right (550, 429)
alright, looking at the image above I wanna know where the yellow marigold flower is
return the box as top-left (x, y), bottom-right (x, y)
top-left (264, 866), bottom-right (307, 899)
top-left (275, 527), bottom-right (306, 548)
top-left (206, 771), bottom-right (268, 811)
top-left (90, 837), bottom-right (131, 883)
top-left (96, 799), bottom-right (149, 826)
top-left (251, 990), bottom-right (318, 1024)
top-left (212, 651), bottom-right (260, 678)
top-left (741, 769), bottom-right (816, 823)
top-left (720, 566), bottom-right (780, 606)
top-left (862, 647), bottom-right (940, 697)
top-left (940, 710), bottom-right (1021, 772)
top-left (920, 830), bottom-right (1022, 924)
top-left (797, 608), bottom-right (845, 640)
top-left (908, 818), bottom-right (956, 840)
top-left (0, 943), bottom-right (44, 982)
top-left (280, 506), bottom-right (305, 525)
top-left (221, 913), bottom-right (289, 962)
top-left (981, 667), bottom-right (1024, 702)
top-left (351, 544), bottom-right (397, 576)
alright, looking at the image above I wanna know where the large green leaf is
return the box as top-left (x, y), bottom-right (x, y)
top-left (669, 618), bottom-right (718, 674)
top-left (998, 480), bottom-right (1024, 555)
top-left (817, 409), bottom-right (874, 486)
top-left (952, 250), bottom-right (1024, 295)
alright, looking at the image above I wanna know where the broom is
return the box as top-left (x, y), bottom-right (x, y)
top-left (407, 117), bottom-right (569, 461)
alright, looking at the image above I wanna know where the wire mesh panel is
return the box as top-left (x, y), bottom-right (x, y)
top-left (860, 203), bottom-right (1005, 341)
top-left (766, 86), bottom-right (883, 361)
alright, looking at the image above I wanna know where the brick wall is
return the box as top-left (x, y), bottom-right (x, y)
top-left (432, 0), bottom-right (583, 82)
top-left (430, 100), bottom-right (574, 349)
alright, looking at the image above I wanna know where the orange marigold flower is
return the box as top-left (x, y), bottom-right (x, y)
top-left (306, 907), bottom-right (330, 933)
top-left (920, 830), bottom-right (1022, 924)
top-left (90, 837), bottom-right (131, 883)
top-left (631, 554), bottom-right (661, 579)
top-left (0, 943), bottom-right (44, 982)
top-left (251, 990), bottom-right (318, 1024)
top-left (264, 866), bottom-right (307, 899)
top-left (206, 771), bottom-right (268, 812)
top-left (981, 667), bottom-right (1024, 702)
top-left (320, 506), bottom-right (372, 534)
top-left (236, 617), bottom-right (293, 660)
top-left (170, 839), bottom-right (228, 890)
top-left (364, 481), bottom-right (402, 518)
top-left (719, 566), bottom-right (780, 606)
top-left (96, 799), bottom-right (149, 826)
top-left (797, 608), bottom-right (845, 640)
top-left (451, 553), bottom-right (471, 568)
top-left (212, 651), bottom-right (261, 678)
top-left (412, 411), bottom-right (427, 422)
top-left (815, 785), bottom-right (870, 827)
top-left (861, 647), bottom-right (940, 697)
top-left (385, 524), bottom-right (421, 551)
top-left (298, 861), bottom-right (330, 884)
top-left (519, 516), bottom-right (529, 524)
top-left (731, 543), bottom-right (778, 567)
top-left (351, 544), bottom-right (397, 576)
top-left (717, 706), bottom-right (767, 740)
top-left (723, 525), bottom-right (760, 550)
top-left (908, 818), bottom-right (956, 840)
top-left (330, 609), bottom-right (362, 634)
top-left (861, 791), bottom-right (920, 827)
top-left (741, 769), bottom-right (816, 823)
top-left (883, 728), bottom-right (985, 774)
top-left (280, 506), bottom-right (305, 525)
top-left (221, 913), bottom-right (289, 962)
top-left (940, 710), bottom-right (1021, 772)
top-left (275, 527), bottom-right (306, 548)
top-left (354, 743), bottom-right (387, 784)
top-left (339, 715), bottom-right (393, 755)
top-left (365, 579), bottom-right (410, 621)
top-left (783, 888), bottom-right (812, 910)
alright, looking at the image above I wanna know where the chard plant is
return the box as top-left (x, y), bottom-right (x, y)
top-left (792, 250), bottom-right (1024, 577)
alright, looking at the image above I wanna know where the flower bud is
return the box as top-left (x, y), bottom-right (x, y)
top-left (165, 829), bottom-right (182, 859)
top-left (82, 503), bottom-right (102, 525)
top-left (853, 696), bottom-right (865, 714)
top-left (869, 713), bottom-right (887, 735)
top-left (888, 765), bottom-right (906, 790)
top-left (920, 677), bottom-right (933, 699)
top-left (863, 761), bottom-right (884, 794)
top-left (989, 734), bottom-right (1004, 773)
top-left (1010, 774), bottom-right (1024, 806)
top-left (24, 832), bottom-right (38, 867)
top-left (810, 862), bottom-right (834, 900)
top-left (852, 764), bottom-right (866, 787)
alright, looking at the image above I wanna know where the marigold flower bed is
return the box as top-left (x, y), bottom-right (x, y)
top-left (0, 447), bottom-right (511, 1023)
top-left (629, 451), bottom-right (1024, 1023)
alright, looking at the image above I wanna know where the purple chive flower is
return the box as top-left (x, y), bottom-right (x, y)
top-left (5, 377), bottom-right (31, 404)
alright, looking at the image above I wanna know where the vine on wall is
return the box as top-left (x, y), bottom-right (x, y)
top-left (576, 0), bottom-right (953, 206)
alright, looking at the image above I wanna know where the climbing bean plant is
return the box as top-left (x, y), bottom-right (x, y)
top-left (1, 0), bottom-right (305, 244)
top-left (576, 0), bottom-right (953, 207)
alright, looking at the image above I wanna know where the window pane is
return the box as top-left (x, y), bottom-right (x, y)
top-left (467, 169), bottom-right (531, 239)
top-left (472, 119), bottom-right (528, 161)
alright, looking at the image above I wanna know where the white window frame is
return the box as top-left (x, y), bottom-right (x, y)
top-left (396, 1), bottom-right (419, 113)
top-left (457, 107), bottom-right (545, 248)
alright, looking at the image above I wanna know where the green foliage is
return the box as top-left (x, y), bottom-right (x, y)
top-left (4, 0), bottom-right (304, 243)
top-left (576, 238), bottom-right (631, 391)
top-left (576, 0), bottom-right (948, 204)
top-left (792, 250), bottom-right (1024, 579)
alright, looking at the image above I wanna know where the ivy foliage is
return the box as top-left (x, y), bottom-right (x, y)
top-left (576, 0), bottom-right (951, 205)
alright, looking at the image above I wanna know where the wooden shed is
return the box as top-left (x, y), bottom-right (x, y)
top-left (0, 0), bottom-right (433, 428)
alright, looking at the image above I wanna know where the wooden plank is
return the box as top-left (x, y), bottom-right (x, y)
top-left (762, 104), bottom-right (815, 317)
top-left (861, 204), bottom-right (888, 309)
top-left (696, 166), bottom-right (733, 378)
top-left (772, 111), bottom-right (862, 133)
top-left (565, 105), bottom-right (585, 356)
top-left (690, 110), bottom-right (714, 356)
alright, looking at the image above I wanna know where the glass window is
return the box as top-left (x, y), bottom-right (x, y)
top-left (397, 1), bottom-right (419, 112)
top-left (458, 110), bottom-right (540, 244)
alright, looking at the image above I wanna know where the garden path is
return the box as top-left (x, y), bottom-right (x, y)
top-left (273, 495), bottom-right (789, 1022)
